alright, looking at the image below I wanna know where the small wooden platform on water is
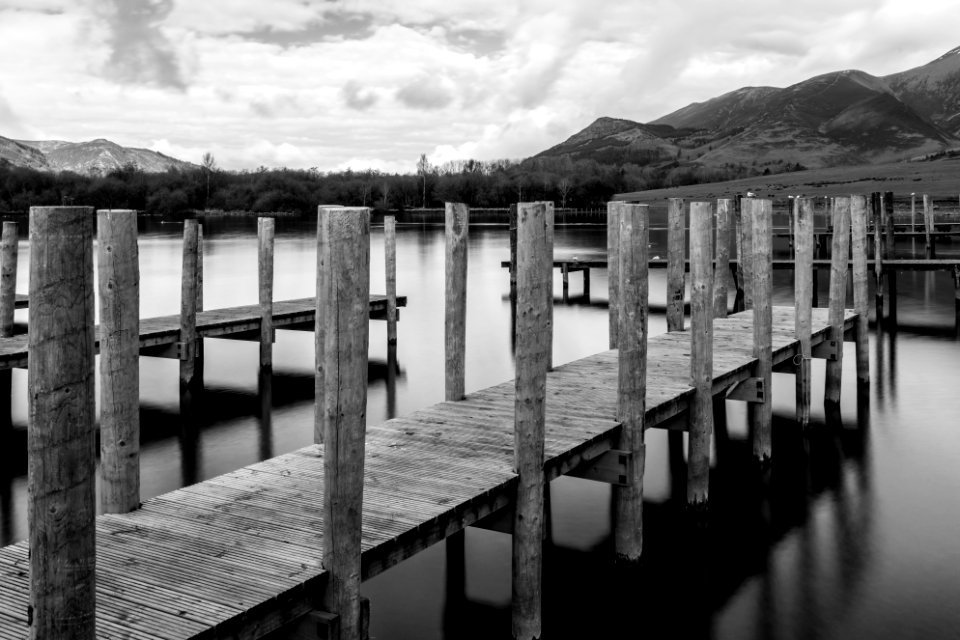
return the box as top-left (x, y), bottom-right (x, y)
top-left (0, 306), bottom-right (854, 639)
top-left (0, 295), bottom-right (406, 370)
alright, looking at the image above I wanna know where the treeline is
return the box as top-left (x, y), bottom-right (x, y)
top-left (0, 154), bottom-right (767, 216)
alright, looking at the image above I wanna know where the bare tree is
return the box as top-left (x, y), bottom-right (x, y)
top-left (558, 177), bottom-right (572, 209)
top-left (201, 152), bottom-right (216, 210)
top-left (416, 153), bottom-right (430, 208)
top-left (380, 180), bottom-right (391, 208)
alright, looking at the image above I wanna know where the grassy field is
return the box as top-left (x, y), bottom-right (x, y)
top-left (618, 156), bottom-right (960, 207)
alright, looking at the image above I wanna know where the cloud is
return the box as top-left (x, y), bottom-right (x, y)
top-left (0, 90), bottom-right (26, 137)
top-left (395, 74), bottom-right (454, 110)
top-left (341, 81), bottom-right (378, 111)
top-left (92, 0), bottom-right (186, 90)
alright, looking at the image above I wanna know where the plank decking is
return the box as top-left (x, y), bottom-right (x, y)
top-left (0, 306), bottom-right (855, 640)
top-left (0, 295), bottom-right (406, 370)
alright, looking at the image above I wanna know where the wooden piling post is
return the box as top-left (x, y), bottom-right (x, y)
top-left (445, 203), bottom-right (469, 401)
top-left (794, 198), bottom-right (814, 428)
top-left (746, 199), bottom-right (772, 463)
top-left (258, 217), bottom-right (275, 368)
top-left (923, 194), bottom-right (935, 258)
top-left (513, 202), bottom-right (548, 640)
top-left (872, 193), bottom-right (884, 322)
top-left (911, 193), bottom-right (917, 232)
top-left (614, 203), bottom-right (648, 561)
top-left (741, 198), bottom-right (756, 310)
top-left (667, 197), bottom-right (685, 331)
top-left (733, 197), bottom-right (745, 312)
top-left (98, 209), bottom-right (141, 514)
top-left (688, 202), bottom-right (714, 505)
top-left (825, 197), bottom-right (851, 411)
top-left (197, 224), bottom-right (204, 312)
top-left (607, 201), bottom-right (621, 349)
top-left (543, 201), bottom-right (555, 370)
top-left (385, 215), bottom-right (398, 344)
top-left (0, 222), bottom-right (18, 338)
top-left (314, 207), bottom-right (329, 444)
top-left (714, 199), bottom-right (732, 318)
top-left (28, 206), bottom-right (96, 640)
top-left (509, 203), bottom-right (518, 295)
top-left (320, 207), bottom-right (370, 640)
top-left (851, 196), bottom-right (870, 392)
top-left (884, 192), bottom-right (895, 258)
top-left (179, 219), bottom-right (199, 388)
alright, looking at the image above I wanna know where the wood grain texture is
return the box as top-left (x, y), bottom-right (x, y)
top-left (714, 199), bottom-right (732, 318)
top-left (385, 215), bottom-right (397, 344)
top-left (688, 201), bottom-right (714, 504)
top-left (542, 201), bottom-right (555, 371)
top-left (97, 209), bottom-right (141, 514)
top-left (826, 197), bottom-right (851, 409)
top-left (746, 199), bottom-right (772, 462)
top-left (0, 223), bottom-right (17, 338)
top-left (179, 219), bottom-right (199, 388)
top-left (794, 198), bottom-right (814, 428)
top-left (315, 207), bottom-right (330, 445)
top-left (614, 203), bottom-right (648, 560)
top-left (258, 217), bottom-right (275, 367)
top-left (320, 207), bottom-right (370, 640)
top-left (741, 199), bottom-right (755, 311)
top-left (445, 203), bottom-right (469, 401)
top-left (607, 201), bottom-right (621, 349)
top-left (666, 197), bottom-right (686, 331)
top-left (851, 196), bottom-right (870, 388)
top-left (513, 202), bottom-right (547, 640)
top-left (27, 206), bottom-right (96, 640)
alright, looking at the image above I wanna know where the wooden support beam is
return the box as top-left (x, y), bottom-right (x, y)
top-left (28, 206), bottom-right (96, 640)
top-left (259, 217), bottom-right (276, 368)
top-left (97, 209), bottom-right (141, 514)
top-left (746, 198), bottom-right (772, 463)
top-left (179, 219), bottom-right (200, 388)
top-left (613, 202), bottom-right (648, 562)
top-left (714, 199), bottom-right (732, 318)
top-left (726, 377), bottom-right (765, 403)
top-left (0, 222), bottom-right (17, 338)
top-left (851, 195), bottom-right (870, 393)
top-left (513, 202), bottom-right (548, 640)
top-left (825, 197), bottom-right (851, 413)
top-left (607, 201), bottom-right (621, 349)
top-left (320, 206), bottom-right (370, 640)
top-left (794, 197), bottom-right (814, 428)
top-left (567, 449), bottom-right (633, 486)
top-left (385, 215), bottom-right (397, 344)
top-left (445, 202), bottom-right (469, 401)
top-left (666, 197), bottom-right (685, 331)
top-left (812, 338), bottom-right (840, 361)
top-left (688, 201), bottom-right (714, 506)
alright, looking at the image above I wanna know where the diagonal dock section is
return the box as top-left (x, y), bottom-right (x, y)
top-left (0, 306), bottom-right (854, 640)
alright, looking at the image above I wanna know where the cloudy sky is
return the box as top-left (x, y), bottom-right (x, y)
top-left (1, 0), bottom-right (958, 173)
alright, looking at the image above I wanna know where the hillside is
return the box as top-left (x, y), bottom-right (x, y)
top-left (1, 135), bottom-right (195, 175)
top-left (537, 46), bottom-right (960, 181)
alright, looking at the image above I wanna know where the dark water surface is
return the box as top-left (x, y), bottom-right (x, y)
top-left (2, 217), bottom-right (959, 639)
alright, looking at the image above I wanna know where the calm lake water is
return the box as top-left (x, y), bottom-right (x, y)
top-left (2, 215), bottom-right (959, 639)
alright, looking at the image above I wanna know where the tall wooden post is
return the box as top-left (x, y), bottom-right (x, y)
top-left (733, 196), bottom-right (745, 312)
top-left (741, 198), bottom-right (756, 310)
top-left (197, 224), bottom-right (204, 312)
top-left (314, 207), bottom-right (329, 444)
top-left (746, 199), bottom-right (772, 463)
top-left (385, 215), bottom-right (398, 344)
top-left (179, 219), bottom-right (199, 388)
top-left (851, 196), bottom-right (870, 394)
top-left (320, 207), bottom-right (370, 640)
top-left (714, 199), bottom-right (732, 318)
top-left (513, 202), bottom-right (548, 640)
top-left (872, 193), bottom-right (883, 322)
top-left (28, 206), bottom-right (96, 640)
top-left (911, 193), bottom-right (917, 232)
top-left (543, 201), bottom-right (555, 370)
top-left (923, 194), bottom-right (935, 258)
top-left (825, 197), bottom-right (851, 411)
top-left (614, 203), bottom-right (648, 561)
top-left (688, 202), bottom-right (714, 504)
top-left (258, 217), bottom-right (275, 368)
top-left (607, 201), bottom-right (621, 349)
top-left (794, 198), bottom-right (814, 428)
top-left (445, 203), bottom-right (469, 401)
top-left (509, 203), bottom-right (518, 295)
top-left (98, 209), bottom-right (140, 514)
top-left (884, 192), bottom-right (898, 324)
top-left (0, 222), bottom-right (18, 338)
top-left (667, 197), bottom-right (685, 331)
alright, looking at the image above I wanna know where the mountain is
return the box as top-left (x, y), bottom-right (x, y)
top-left (537, 47), bottom-right (960, 176)
top-left (1, 136), bottom-right (196, 174)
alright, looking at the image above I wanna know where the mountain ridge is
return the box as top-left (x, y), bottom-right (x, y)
top-left (0, 135), bottom-right (196, 175)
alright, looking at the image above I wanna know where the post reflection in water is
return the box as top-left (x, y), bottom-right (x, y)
top-left (178, 384), bottom-right (203, 488)
top-left (258, 366), bottom-right (273, 461)
top-left (386, 344), bottom-right (398, 420)
top-left (0, 370), bottom-right (11, 547)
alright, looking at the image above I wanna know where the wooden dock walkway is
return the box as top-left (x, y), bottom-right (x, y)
top-left (0, 295), bottom-right (406, 370)
top-left (0, 305), bottom-right (855, 640)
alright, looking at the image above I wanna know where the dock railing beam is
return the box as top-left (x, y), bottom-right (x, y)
top-left (513, 202), bottom-right (548, 640)
top-left (0, 222), bottom-right (17, 338)
top-left (259, 217), bottom-right (275, 368)
top-left (825, 197), bottom-right (851, 415)
top-left (179, 218), bottom-right (200, 388)
top-left (320, 206), bottom-right (370, 640)
top-left (445, 202), bottom-right (469, 401)
top-left (851, 195), bottom-right (870, 397)
top-left (746, 198), bottom-right (772, 463)
top-left (714, 199), bottom-right (732, 319)
top-left (385, 215), bottom-right (398, 345)
top-left (607, 202), bottom-right (621, 349)
top-left (688, 201), bottom-right (714, 505)
top-left (98, 209), bottom-right (141, 514)
top-left (794, 198), bottom-right (814, 428)
top-left (614, 203), bottom-right (648, 561)
top-left (28, 206), bottom-right (96, 640)
top-left (667, 197), bottom-right (685, 331)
